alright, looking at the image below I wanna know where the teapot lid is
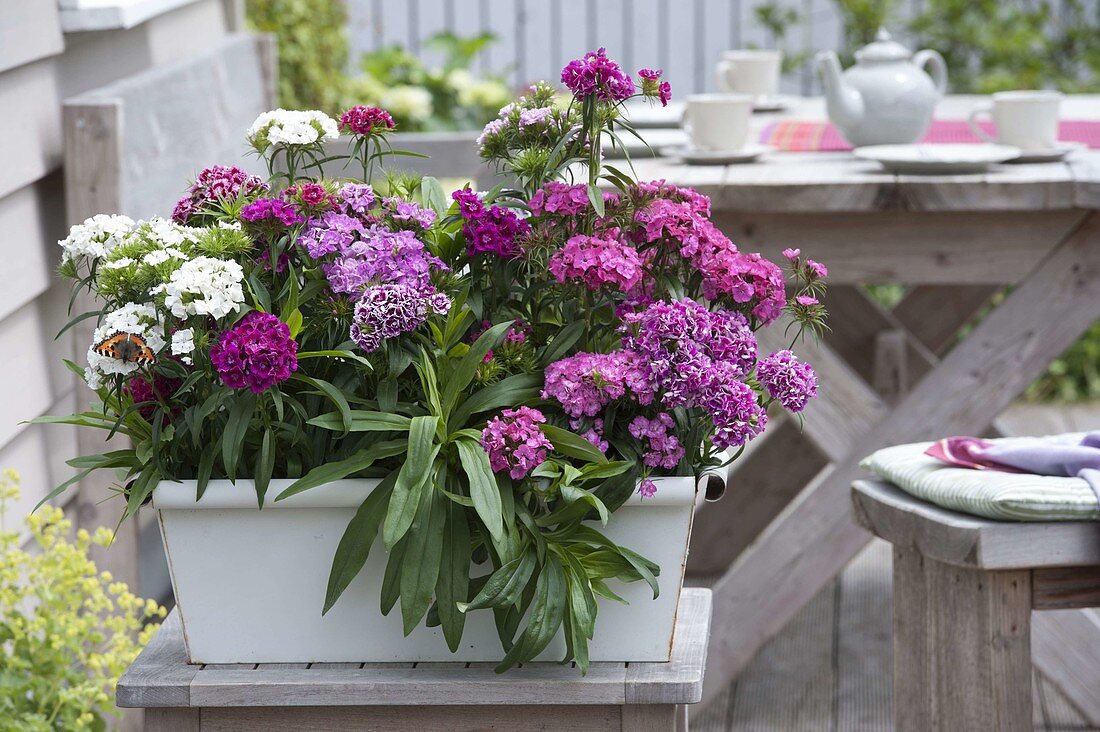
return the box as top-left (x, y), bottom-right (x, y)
top-left (855, 28), bottom-right (912, 63)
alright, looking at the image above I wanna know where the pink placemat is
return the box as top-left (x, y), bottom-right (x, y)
top-left (760, 119), bottom-right (1100, 152)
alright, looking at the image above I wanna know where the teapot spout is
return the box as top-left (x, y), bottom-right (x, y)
top-left (815, 51), bottom-right (865, 132)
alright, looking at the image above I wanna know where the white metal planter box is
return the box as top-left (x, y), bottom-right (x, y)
top-left (153, 475), bottom-right (700, 664)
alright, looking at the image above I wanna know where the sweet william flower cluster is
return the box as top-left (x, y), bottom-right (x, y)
top-left (45, 49), bottom-right (826, 673)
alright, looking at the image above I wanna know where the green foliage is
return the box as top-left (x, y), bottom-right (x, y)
top-left (0, 470), bottom-right (165, 730)
top-left (751, 1), bottom-right (811, 75)
top-left (908, 0), bottom-right (1100, 93)
top-left (832, 0), bottom-right (895, 62)
top-left (246, 0), bottom-right (351, 114)
top-left (1026, 321), bottom-right (1100, 402)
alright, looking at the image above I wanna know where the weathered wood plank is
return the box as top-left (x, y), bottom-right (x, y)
top-left (890, 285), bottom-right (1000, 356)
top-left (710, 210), bottom-right (1082, 284)
top-left (621, 704), bottom-right (678, 731)
top-left (0, 58), bottom-right (62, 201)
top-left (836, 540), bottom-right (893, 732)
top-left (198, 704), bottom-right (624, 731)
top-left (872, 329), bottom-right (908, 403)
top-left (1032, 567), bottom-right (1100, 610)
top-left (0, 1), bottom-right (63, 75)
top-left (700, 213), bottom-right (1100, 707)
top-left (894, 548), bottom-right (1032, 732)
top-left (1031, 608), bottom-right (1100, 726)
top-left (117, 611), bottom-right (198, 708)
top-left (625, 588), bottom-right (711, 704)
top-left (852, 480), bottom-right (1100, 570)
top-left (145, 708), bottom-right (200, 732)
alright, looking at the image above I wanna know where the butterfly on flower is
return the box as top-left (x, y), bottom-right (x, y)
top-left (93, 332), bottom-right (157, 365)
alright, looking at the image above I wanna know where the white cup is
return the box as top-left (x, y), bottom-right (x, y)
top-left (682, 93), bottom-right (754, 152)
top-left (716, 50), bottom-right (782, 99)
top-left (967, 90), bottom-right (1063, 151)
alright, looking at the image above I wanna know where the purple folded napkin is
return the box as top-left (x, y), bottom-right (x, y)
top-left (926, 432), bottom-right (1100, 505)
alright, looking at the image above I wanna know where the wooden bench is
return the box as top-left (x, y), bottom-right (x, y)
top-left (851, 479), bottom-right (1100, 732)
top-left (117, 587), bottom-right (711, 731)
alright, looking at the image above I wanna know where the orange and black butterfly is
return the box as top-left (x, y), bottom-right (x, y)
top-left (93, 332), bottom-right (157, 365)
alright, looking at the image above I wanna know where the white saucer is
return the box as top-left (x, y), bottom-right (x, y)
top-left (664, 144), bottom-right (774, 165)
top-left (853, 143), bottom-right (1021, 174)
top-left (1007, 142), bottom-right (1087, 163)
top-left (752, 95), bottom-right (796, 113)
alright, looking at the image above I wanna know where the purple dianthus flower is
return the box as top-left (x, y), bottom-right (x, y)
top-left (240, 197), bottom-right (304, 227)
top-left (561, 48), bottom-right (636, 102)
top-left (629, 413), bottom-right (685, 469)
top-left (349, 283), bottom-right (445, 353)
top-left (480, 407), bottom-right (554, 480)
top-left (758, 350), bottom-right (818, 413)
top-left (210, 311), bottom-right (299, 394)
top-left (172, 165), bottom-right (267, 224)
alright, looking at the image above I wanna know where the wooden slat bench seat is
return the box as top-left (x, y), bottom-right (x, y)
top-left (851, 479), bottom-right (1100, 732)
top-left (117, 587), bottom-right (711, 731)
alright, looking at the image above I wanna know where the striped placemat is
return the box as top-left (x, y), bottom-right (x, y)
top-left (760, 119), bottom-right (1100, 152)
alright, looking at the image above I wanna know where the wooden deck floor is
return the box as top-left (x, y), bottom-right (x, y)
top-left (693, 403), bottom-right (1100, 731)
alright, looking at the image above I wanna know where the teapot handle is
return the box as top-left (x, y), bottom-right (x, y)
top-left (913, 49), bottom-right (948, 96)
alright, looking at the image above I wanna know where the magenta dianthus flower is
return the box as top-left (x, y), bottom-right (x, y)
top-left (240, 197), bottom-right (305, 227)
top-left (480, 407), bottom-right (554, 480)
top-left (210, 311), bottom-right (299, 394)
top-left (452, 190), bottom-right (530, 258)
top-left (561, 48), bottom-right (636, 102)
top-left (126, 375), bottom-right (182, 420)
top-left (548, 231), bottom-right (646, 293)
top-left (171, 165), bottom-right (267, 224)
top-left (638, 68), bottom-right (671, 107)
top-left (629, 413), bottom-right (685, 469)
top-left (339, 105), bottom-right (395, 136)
top-left (758, 350), bottom-right (818, 413)
top-left (638, 478), bottom-right (658, 499)
top-left (542, 351), bottom-right (655, 418)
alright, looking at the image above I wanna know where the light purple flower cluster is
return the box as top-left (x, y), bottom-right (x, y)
top-left (541, 351), bottom-right (655, 418)
top-left (298, 212), bottom-right (366, 258)
top-left (349, 283), bottom-right (449, 353)
top-left (210, 311), bottom-right (299, 394)
top-left (171, 165), bottom-right (267, 224)
top-left (323, 227), bottom-right (444, 295)
top-left (452, 189), bottom-right (531, 258)
top-left (638, 478), bottom-right (658, 499)
top-left (339, 184), bottom-right (376, 216)
top-left (571, 417), bottom-right (609, 453)
top-left (548, 231), bottom-right (646, 293)
top-left (382, 197), bottom-right (435, 229)
top-left (339, 105), bottom-right (395, 136)
top-left (240, 197), bottom-right (304, 227)
top-left (757, 349), bottom-right (818, 413)
top-left (629, 413), bottom-right (685, 469)
top-left (518, 107), bottom-right (553, 127)
top-left (561, 48), bottom-right (636, 102)
top-left (480, 407), bottom-right (554, 480)
top-left (529, 181), bottom-right (619, 219)
top-left (699, 364), bottom-right (768, 449)
top-left (621, 299), bottom-right (766, 448)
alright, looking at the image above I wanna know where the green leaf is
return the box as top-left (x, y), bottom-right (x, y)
top-left (274, 439), bottom-right (408, 501)
top-left (450, 372), bottom-right (544, 430)
top-left (322, 471), bottom-right (397, 614)
top-left (285, 308), bottom-right (304, 338)
top-left (195, 442), bottom-right (217, 501)
top-left (296, 349), bottom-right (373, 368)
top-left (587, 183), bottom-right (605, 217)
top-left (539, 320), bottom-right (585, 366)
top-left (436, 500), bottom-right (471, 651)
top-left (441, 321), bottom-right (512, 414)
top-left (383, 416), bottom-right (440, 548)
top-left (463, 549), bottom-right (537, 612)
top-left (254, 428), bottom-right (275, 507)
top-left (495, 554), bottom-right (567, 672)
top-left (33, 467), bottom-right (94, 512)
top-left (295, 375), bottom-right (353, 433)
top-left (380, 537), bottom-right (407, 616)
top-left (560, 484), bottom-right (610, 524)
top-left (399, 482), bottom-right (447, 635)
top-left (455, 438), bottom-right (503, 543)
top-left (420, 175), bottom-right (449, 214)
top-left (540, 424), bottom-right (609, 464)
top-left (308, 410), bottom-right (412, 433)
top-left (619, 546), bottom-right (660, 600)
top-left (221, 393), bottom-right (256, 482)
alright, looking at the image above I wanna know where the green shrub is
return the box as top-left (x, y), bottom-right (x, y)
top-left (0, 470), bottom-right (165, 730)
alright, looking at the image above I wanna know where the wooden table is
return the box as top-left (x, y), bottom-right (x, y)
top-left (116, 588), bottom-right (711, 731)
top-left (632, 95), bottom-right (1100, 718)
top-left (850, 479), bottom-right (1100, 731)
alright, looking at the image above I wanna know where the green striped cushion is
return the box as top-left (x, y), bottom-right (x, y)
top-left (860, 442), bottom-right (1100, 522)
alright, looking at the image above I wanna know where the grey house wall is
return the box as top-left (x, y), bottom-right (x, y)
top-left (0, 0), bottom-right (237, 597)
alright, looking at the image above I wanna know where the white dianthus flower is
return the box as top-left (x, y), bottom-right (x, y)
top-left (157, 256), bottom-right (245, 319)
top-left (102, 257), bottom-right (136, 270)
top-left (85, 303), bottom-right (165, 389)
top-left (142, 217), bottom-right (202, 248)
top-left (380, 86), bottom-right (433, 123)
top-left (247, 109), bottom-right (339, 151)
top-left (170, 328), bottom-right (196, 364)
top-left (59, 214), bottom-right (135, 264)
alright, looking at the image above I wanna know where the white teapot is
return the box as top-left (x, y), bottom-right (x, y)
top-left (816, 29), bottom-right (947, 147)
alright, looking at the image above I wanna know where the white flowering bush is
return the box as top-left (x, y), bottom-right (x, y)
top-left (246, 108), bottom-right (339, 152)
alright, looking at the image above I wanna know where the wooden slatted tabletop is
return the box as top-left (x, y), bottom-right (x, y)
top-left (117, 588), bottom-right (711, 731)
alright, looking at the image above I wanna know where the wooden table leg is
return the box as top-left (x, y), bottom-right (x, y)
top-left (621, 704), bottom-right (680, 731)
top-left (893, 546), bottom-right (1032, 732)
top-left (698, 214), bottom-right (1100, 709)
top-left (144, 708), bottom-right (200, 731)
